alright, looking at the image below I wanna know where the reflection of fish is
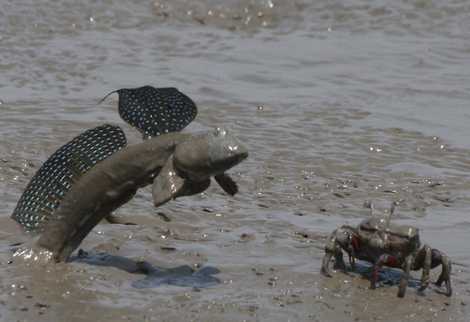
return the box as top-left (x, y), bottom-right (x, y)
top-left (11, 124), bottom-right (127, 231)
top-left (100, 86), bottom-right (197, 138)
top-left (19, 127), bottom-right (247, 262)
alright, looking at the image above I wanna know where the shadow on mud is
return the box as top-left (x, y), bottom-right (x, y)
top-left (352, 261), bottom-right (421, 288)
top-left (71, 250), bottom-right (221, 289)
top-left (352, 262), bottom-right (450, 296)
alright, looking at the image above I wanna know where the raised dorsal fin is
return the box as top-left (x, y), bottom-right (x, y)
top-left (102, 86), bottom-right (197, 139)
top-left (67, 151), bottom-right (96, 182)
top-left (11, 124), bottom-right (127, 231)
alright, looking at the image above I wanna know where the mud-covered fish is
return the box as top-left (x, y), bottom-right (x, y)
top-left (11, 124), bottom-right (127, 231)
top-left (100, 86), bottom-right (197, 138)
top-left (13, 126), bottom-right (248, 262)
top-left (14, 85), bottom-right (199, 231)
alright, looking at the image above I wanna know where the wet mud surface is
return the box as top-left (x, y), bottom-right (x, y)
top-left (1, 0), bottom-right (470, 321)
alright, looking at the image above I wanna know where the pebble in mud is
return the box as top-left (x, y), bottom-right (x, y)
top-left (35, 302), bottom-right (50, 309)
top-left (160, 246), bottom-right (176, 252)
top-left (173, 293), bottom-right (192, 302)
top-left (251, 268), bottom-right (264, 276)
top-left (239, 233), bottom-right (255, 242)
top-left (294, 231), bottom-right (310, 239)
top-left (268, 276), bottom-right (279, 287)
top-left (273, 293), bottom-right (304, 307)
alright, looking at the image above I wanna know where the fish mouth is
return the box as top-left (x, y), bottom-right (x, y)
top-left (234, 150), bottom-right (248, 165)
top-left (175, 149), bottom-right (248, 182)
top-left (213, 149), bottom-right (248, 174)
top-left (228, 149), bottom-right (248, 163)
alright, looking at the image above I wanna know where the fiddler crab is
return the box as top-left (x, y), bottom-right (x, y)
top-left (321, 202), bottom-right (452, 297)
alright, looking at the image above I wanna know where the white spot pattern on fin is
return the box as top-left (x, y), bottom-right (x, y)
top-left (12, 124), bottom-right (127, 231)
top-left (116, 86), bottom-right (197, 138)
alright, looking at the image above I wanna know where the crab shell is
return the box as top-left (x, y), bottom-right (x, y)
top-left (357, 218), bottom-right (421, 258)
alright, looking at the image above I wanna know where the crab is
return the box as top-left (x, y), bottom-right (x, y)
top-left (320, 203), bottom-right (452, 297)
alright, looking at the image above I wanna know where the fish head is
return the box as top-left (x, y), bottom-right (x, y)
top-left (173, 128), bottom-right (248, 181)
top-left (152, 128), bottom-right (248, 207)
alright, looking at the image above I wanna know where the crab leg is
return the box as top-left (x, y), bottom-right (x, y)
top-left (398, 255), bottom-right (413, 298)
top-left (370, 254), bottom-right (396, 289)
top-left (370, 256), bottom-right (383, 289)
top-left (321, 251), bottom-right (334, 277)
top-left (321, 230), bottom-right (337, 277)
top-left (348, 253), bottom-right (356, 271)
top-left (321, 229), bottom-right (347, 276)
top-left (321, 245), bottom-right (346, 276)
top-left (332, 248), bottom-right (346, 272)
top-left (417, 245), bottom-right (432, 292)
top-left (435, 253), bottom-right (452, 297)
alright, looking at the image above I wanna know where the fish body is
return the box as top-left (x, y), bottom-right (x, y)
top-left (30, 128), bottom-right (247, 262)
top-left (13, 87), bottom-right (247, 262)
top-left (35, 132), bottom-right (188, 261)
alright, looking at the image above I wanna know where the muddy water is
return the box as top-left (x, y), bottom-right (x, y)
top-left (1, 0), bottom-right (470, 321)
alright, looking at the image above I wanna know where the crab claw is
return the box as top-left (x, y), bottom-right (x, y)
top-left (321, 252), bottom-right (333, 277)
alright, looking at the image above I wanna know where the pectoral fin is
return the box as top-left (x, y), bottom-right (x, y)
top-left (152, 156), bottom-right (212, 207)
top-left (152, 156), bottom-right (186, 207)
top-left (214, 173), bottom-right (239, 196)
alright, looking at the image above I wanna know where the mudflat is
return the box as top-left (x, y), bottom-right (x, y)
top-left (1, 1), bottom-right (469, 321)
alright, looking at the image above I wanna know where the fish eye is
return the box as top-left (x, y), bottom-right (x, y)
top-left (228, 144), bottom-right (238, 152)
top-left (214, 127), bottom-right (227, 137)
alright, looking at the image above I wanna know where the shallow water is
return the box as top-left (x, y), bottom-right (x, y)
top-left (1, 0), bottom-right (470, 321)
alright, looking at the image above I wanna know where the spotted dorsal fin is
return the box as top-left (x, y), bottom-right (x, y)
top-left (102, 86), bottom-right (197, 139)
top-left (11, 124), bottom-right (127, 232)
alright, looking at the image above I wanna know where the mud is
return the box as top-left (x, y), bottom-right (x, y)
top-left (1, 0), bottom-right (470, 321)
